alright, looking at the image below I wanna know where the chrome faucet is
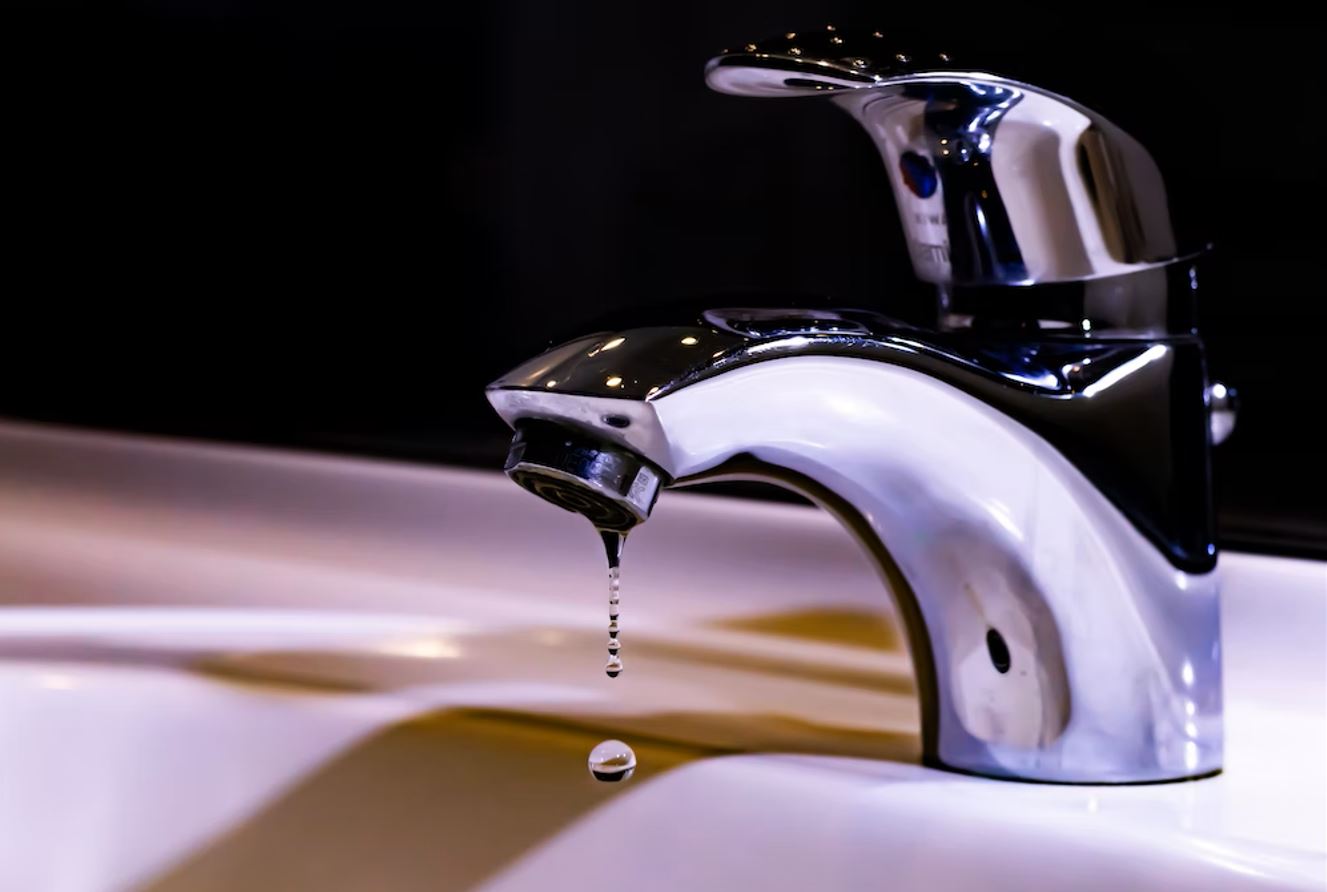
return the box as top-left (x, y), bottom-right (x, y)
top-left (487, 28), bottom-right (1228, 784)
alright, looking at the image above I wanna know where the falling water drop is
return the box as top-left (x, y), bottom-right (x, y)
top-left (587, 738), bottom-right (637, 782)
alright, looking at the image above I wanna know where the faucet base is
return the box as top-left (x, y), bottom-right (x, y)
top-left (924, 758), bottom-right (1222, 786)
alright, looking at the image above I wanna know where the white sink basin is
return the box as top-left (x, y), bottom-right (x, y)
top-left (1, 422), bottom-right (1324, 892)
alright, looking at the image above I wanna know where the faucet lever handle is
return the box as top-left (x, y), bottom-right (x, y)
top-left (707, 28), bottom-right (1180, 296)
top-left (707, 29), bottom-right (954, 98)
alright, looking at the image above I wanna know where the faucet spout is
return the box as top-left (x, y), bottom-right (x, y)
top-left (488, 319), bottom-right (1223, 784)
top-left (503, 418), bottom-right (666, 533)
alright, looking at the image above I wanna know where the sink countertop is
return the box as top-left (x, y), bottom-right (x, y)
top-left (0, 420), bottom-right (1323, 892)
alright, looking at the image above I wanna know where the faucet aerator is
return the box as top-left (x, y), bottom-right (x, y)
top-left (504, 419), bottom-right (666, 532)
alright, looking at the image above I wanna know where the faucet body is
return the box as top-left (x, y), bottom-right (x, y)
top-left (488, 30), bottom-right (1224, 784)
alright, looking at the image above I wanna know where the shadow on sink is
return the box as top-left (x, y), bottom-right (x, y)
top-left (0, 610), bottom-right (922, 890)
top-left (137, 709), bottom-right (697, 892)
top-left (137, 704), bottom-right (919, 892)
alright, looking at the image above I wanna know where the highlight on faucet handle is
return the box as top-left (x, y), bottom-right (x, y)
top-left (706, 27), bottom-right (959, 97)
top-left (706, 26), bottom-right (1184, 303)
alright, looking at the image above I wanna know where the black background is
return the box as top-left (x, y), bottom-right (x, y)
top-left (2, 2), bottom-right (1323, 557)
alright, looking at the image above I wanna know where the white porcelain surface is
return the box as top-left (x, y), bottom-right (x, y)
top-left (0, 422), bottom-right (1323, 891)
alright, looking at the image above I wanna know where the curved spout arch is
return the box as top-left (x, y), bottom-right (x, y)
top-left (641, 356), bottom-right (1220, 783)
top-left (671, 454), bottom-right (944, 765)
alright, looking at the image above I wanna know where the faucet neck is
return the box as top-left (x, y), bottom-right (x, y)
top-left (647, 354), bottom-right (1221, 783)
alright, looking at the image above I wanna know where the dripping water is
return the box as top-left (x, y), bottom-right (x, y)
top-left (589, 529), bottom-right (635, 782)
top-left (587, 738), bottom-right (636, 782)
top-left (600, 529), bottom-right (624, 678)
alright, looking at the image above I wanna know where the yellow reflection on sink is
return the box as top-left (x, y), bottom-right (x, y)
top-left (711, 607), bottom-right (902, 651)
top-left (139, 710), bottom-right (700, 892)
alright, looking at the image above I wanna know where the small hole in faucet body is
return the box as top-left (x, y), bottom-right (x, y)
top-left (986, 627), bottom-right (1011, 674)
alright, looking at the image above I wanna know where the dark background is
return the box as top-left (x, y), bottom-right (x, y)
top-left (2, 3), bottom-right (1323, 557)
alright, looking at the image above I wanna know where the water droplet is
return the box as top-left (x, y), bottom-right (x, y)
top-left (608, 619), bottom-right (619, 635)
top-left (605, 655), bottom-right (623, 677)
top-left (607, 637), bottom-right (621, 655)
top-left (588, 739), bottom-right (636, 782)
